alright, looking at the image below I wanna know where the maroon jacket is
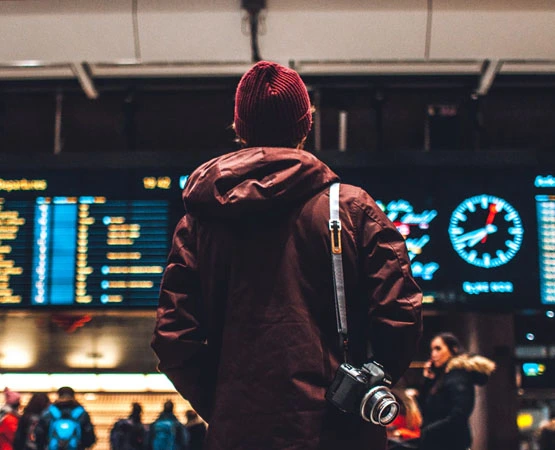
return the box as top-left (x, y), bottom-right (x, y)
top-left (152, 147), bottom-right (422, 450)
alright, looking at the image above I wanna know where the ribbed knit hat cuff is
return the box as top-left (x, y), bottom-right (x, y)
top-left (234, 106), bottom-right (312, 145)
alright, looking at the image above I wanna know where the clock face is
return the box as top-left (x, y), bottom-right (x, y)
top-left (448, 194), bottom-right (524, 268)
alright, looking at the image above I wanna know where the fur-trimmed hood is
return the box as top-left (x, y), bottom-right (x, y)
top-left (445, 354), bottom-right (496, 386)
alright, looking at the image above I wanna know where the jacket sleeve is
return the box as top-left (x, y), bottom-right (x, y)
top-left (79, 410), bottom-right (96, 449)
top-left (12, 415), bottom-right (26, 450)
top-left (356, 191), bottom-right (423, 383)
top-left (0, 414), bottom-right (19, 448)
top-left (151, 215), bottom-right (213, 420)
top-left (419, 371), bottom-right (475, 445)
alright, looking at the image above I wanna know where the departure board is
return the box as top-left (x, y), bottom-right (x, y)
top-left (536, 195), bottom-right (555, 305)
top-left (535, 176), bottom-right (555, 306)
top-left (0, 164), bottom-right (554, 311)
top-left (0, 171), bottom-right (180, 308)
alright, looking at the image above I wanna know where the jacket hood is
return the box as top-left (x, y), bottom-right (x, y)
top-left (182, 147), bottom-right (339, 219)
top-left (446, 354), bottom-right (496, 386)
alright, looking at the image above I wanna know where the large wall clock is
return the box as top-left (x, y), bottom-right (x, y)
top-left (448, 194), bottom-right (524, 268)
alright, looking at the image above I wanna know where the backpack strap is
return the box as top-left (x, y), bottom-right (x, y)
top-left (70, 406), bottom-right (85, 420)
top-left (49, 404), bottom-right (84, 420)
top-left (49, 405), bottom-right (62, 420)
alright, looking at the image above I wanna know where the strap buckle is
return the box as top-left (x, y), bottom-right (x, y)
top-left (329, 219), bottom-right (342, 254)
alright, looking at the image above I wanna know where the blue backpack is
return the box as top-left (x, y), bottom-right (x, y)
top-left (150, 419), bottom-right (177, 450)
top-left (47, 404), bottom-right (85, 450)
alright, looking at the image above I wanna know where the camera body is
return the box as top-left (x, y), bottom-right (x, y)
top-left (326, 360), bottom-right (399, 426)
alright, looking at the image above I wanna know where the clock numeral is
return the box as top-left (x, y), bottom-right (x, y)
top-left (449, 226), bottom-right (464, 236)
top-left (483, 254), bottom-right (491, 266)
top-left (508, 227), bottom-right (523, 236)
top-left (505, 211), bottom-right (518, 221)
top-left (496, 250), bottom-right (508, 264)
top-left (493, 199), bottom-right (506, 211)
top-left (465, 201), bottom-right (476, 213)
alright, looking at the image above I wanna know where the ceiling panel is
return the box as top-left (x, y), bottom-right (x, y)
top-left (137, 5), bottom-right (250, 62)
top-left (261, 5), bottom-right (428, 63)
top-left (430, 0), bottom-right (555, 59)
top-left (0, 0), bottom-right (136, 62)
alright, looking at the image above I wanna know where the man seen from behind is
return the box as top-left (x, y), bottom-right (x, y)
top-left (152, 60), bottom-right (423, 450)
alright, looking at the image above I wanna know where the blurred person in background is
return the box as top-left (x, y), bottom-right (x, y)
top-left (13, 392), bottom-right (50, 450)
top-left (0, 388), bottom-right (21, 450)
top-left (183, 410), bottom-right (206, 450)
top-left (34, 386), bottom-right (96, 450)
top-left (418, 332), bottom-right (496, 450)
top-left (152, 60), bottom-right (422, 450)
top-left (387, 387), bottom-right (421, 448)
top-left (148, 400), bottom-right (188, 450)
top-left (110, 402), bottom-right (147, 450)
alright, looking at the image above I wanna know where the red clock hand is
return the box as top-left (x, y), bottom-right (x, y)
top-left (481, 203), bottom-right (498, 243)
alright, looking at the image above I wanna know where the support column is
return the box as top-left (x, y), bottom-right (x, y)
top-left (465, 313), bottom-right (519, 450)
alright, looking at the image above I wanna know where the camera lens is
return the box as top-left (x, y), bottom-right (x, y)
top-left (360, 386), bottom-right (400, 426)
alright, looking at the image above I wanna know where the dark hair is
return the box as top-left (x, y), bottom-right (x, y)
top-left (23, 393), bottom-right (50, 415)
top-left (163, 400), bottom-right (174, 413)
top-left (433, 332), bottom-right (464, 357)
top-left (57, 386), bottom-right (75, 399)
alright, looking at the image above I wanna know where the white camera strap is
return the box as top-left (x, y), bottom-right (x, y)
top-left (329, 182), bottom-right (349, 362)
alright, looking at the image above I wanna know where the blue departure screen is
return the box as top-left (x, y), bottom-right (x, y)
top-left (0, 172), bottom-right (175, 308)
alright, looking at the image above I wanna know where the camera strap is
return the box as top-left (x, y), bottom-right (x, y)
top-left (329, 182), bottom-right (349, 363)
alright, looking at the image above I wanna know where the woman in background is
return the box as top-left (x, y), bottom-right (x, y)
top-left (0, 388), bottom-right (22, 450)
top-left (418, 332), bottom-right (496, 450)
top-left (13, 393), bottom-right (50, 450)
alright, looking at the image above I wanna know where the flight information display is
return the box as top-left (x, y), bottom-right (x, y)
top-left (0, 165), bottom-right (554, 310)
top-left (0, 171), bottom-right (179, 308)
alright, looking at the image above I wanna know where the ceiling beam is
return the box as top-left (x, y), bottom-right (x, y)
top-left (71, 62), bottom-right (98, 99)
top-left (475, 60), bottom-right (502, 96)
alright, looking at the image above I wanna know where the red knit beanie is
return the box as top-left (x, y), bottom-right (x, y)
top-left (234, 61), bottom-right (312, 147)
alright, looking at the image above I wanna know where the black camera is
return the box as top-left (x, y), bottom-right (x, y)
top-left (325, 360), bottom-right (399, 426)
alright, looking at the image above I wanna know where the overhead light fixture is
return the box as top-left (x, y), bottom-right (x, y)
top-left (49, 373), bottom-right (101, 391)
top-left (66, 349), bottom-right (121, 369)
top-left (0, 373), bottom-right (175, 392)
top-left (0, 345), bottom-right (36, 369)
top-left (89, 61), bottom-right (253, 78)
